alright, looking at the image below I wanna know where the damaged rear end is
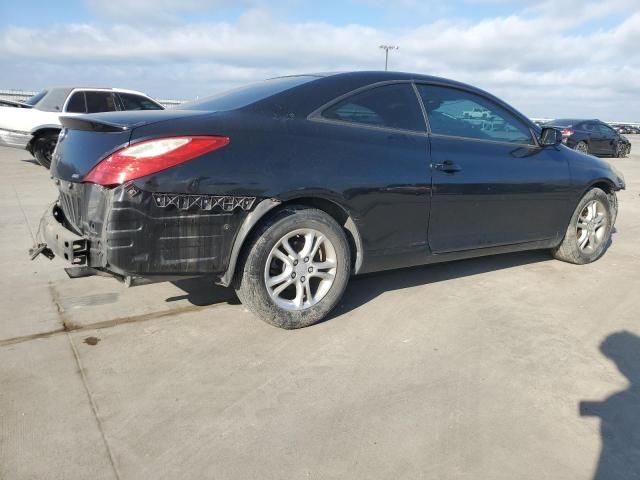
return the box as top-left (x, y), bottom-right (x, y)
top-left (33, 110), bottom-right (258, 285)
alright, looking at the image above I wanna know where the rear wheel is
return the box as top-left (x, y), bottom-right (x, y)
top-left (234, 206), bottom-right (351, 329)
top-left (552, 188), bottom-right (613, 265)
top-left (574, 141), bottom-right (589, 154)
top-left (33, 131), bottom-right (59, 169)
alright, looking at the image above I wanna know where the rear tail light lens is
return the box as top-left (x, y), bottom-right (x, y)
top-left (561, 129), bottom-right (574, 137)
top-left (84, 136), bottom-right (230, 187)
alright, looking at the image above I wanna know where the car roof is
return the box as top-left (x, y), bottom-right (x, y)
top-left (272, 70), bottom-right (481, 90)
top-left (259, 71), bottom-right (535, 126)
top-left (45, 86), bottom-right (151, 96)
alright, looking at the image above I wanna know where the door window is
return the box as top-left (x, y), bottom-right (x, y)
top-left (65, 92), bottom-right (87, 113)
top-left (85, 91), bottom-right (118, 113)
top-left (597, 124), bottom-right (615, 137)
top-left (416, 84), bottom-right (533, 144)
top-left (322, 83), bottom-right (426, 132)
top-left (118, 93), bottom-right (163, 111)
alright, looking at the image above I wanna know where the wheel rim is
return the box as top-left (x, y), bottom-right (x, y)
top-left (576, 142), bottom-right (588, 153)
top-left (576, 200), bottom-right (608, 254)
top-left (264, 228), bottom-right (337, 311)
top-left (42, 138), bottom-right (57, 163)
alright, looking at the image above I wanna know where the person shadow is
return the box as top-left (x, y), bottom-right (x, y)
top-left (580, 331), bottom-right (640, 479)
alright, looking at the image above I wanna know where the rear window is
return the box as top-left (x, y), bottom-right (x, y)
top-left (24, 90), bottom-right (48, 106)
top-left (181, 76), bottom-right (320, 111)
top-left (34, 88), bottom-right (73, 112)
top-left (322, 83), bottom-right (426, 132)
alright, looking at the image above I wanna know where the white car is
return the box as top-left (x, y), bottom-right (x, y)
top-left (0, 87), bottom-right (164, 168)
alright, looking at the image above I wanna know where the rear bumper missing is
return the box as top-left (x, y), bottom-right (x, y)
top-left (39, 204), bottom-right (89, 265)
top-left (35, 186), bottom-right (262, 286)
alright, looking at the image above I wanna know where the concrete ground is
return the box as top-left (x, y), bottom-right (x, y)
top-left (1, 139), bottom-right (639, 480)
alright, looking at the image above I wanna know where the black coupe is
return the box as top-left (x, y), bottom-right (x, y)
top-left (35, 72), bottom-right (626, 328)
top-left (545, 119), bottom-right (631, 157)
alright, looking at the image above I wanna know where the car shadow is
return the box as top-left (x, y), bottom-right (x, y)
top-left (20, 158), bottom-right (40, 166)
top-left (165, 250), bottom-right (551, 311)
top-left (327, 249), bottom-right (551, 320)
top-left (163, 243), bottom-right (615, 319)
top-left (580, 331), bottom-right (640, 479)
top-left (166, 277), bottom-right (240, 307)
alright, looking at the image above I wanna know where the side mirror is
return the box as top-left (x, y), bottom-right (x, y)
top-left (539, 127), bottom-right (562, 146)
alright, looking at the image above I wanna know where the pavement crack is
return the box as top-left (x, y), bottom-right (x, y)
top-left (12, 183), bottom-right (37, 244)
top-left (67, 332), bottom-right (122, 480)
top-left (0, 302), bottom-right (229, 347)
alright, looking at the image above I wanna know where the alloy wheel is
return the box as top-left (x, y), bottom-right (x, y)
top-left (576, 200), bottom-right (607, 254)
top-left (264, 228), bottom-right (337, 311)
top-left (44, 138), bottom-right (57, 162)
top-left (576, 142), bottom-right (588, 154)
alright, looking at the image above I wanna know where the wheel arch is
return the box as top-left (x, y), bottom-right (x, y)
top-left (584, 178), bottom-right (619, 196)
top-left (218, 195), bottom-right (364, 287)
top-left (26, 125), bottom-right (61, 153)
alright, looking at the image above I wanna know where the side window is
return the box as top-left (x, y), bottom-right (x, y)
top-left (85, 92), bottom-right (118, 113)
top-left (322, 83), bottom-right (426, 132)
top-left (598, 124), bottom-right (615, 136)
top-left (65, 92), bottom-right (86, 113)
top-left (582, 123), bottom-right (594, 132)
top-left (118, 93), bottom-right (163, 111)
top-left (416, 84), bottom-right (533, 144)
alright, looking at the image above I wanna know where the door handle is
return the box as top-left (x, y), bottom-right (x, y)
top-left (434, 160), bottom-right (462, 173)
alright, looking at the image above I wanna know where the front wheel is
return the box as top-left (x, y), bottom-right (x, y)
top-left (234, 206), bottom-right (351, 329)
top-left (615, 143), bottom-right (628, 158)
top-left (552, 188), bottom-right (613, 265)
top-left (574, 141), bottom-right (589, 154)
top-left (32, 131), bottom-right (59, 169)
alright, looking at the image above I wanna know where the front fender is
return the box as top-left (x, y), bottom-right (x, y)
top-left (567, 148), bottom-right (625, 194)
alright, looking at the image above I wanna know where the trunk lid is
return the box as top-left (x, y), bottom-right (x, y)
top-left (50, 110), bottom-right (209, 182)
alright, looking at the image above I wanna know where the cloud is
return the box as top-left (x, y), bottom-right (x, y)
top-left (1, 1), bottom-right (639, 120)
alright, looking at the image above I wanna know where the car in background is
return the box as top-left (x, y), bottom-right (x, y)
top-left (0, 87), bottom-right (164, 168)
top-left (0, 90), bottom-right (49, 109)
top-left (613, 125), bottom-right (631, 134)
top-left (544, 119), bottom-right (631, 157)
top-left (34, 71), bottom-right (625, 329)
top-left (0, 99), bottom-right (32, 108)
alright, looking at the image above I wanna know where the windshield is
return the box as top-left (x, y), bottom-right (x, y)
top-left (24, 90), bottom-right (48, 106)
top-left (181, 75), bottom-right (320, 112)
top-left (33, 88), bottom-right (74, 112)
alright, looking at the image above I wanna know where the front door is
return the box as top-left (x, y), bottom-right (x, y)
top-left (596, 123), bottom-right (618, 155)
top-left (415, 83), bottom-right (572, 253)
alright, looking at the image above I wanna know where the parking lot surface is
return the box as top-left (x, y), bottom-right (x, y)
top-left (2, 141), bottom-right (640, 479)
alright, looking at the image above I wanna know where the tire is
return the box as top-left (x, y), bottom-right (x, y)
top-left (574, 141), bottom-right (589, 154)
top-left (614, 142), bottom-right (623, 158)
top-left (33, 131), bottom-right (59, 169)
top-left (234, 206), bottom-right (351, 329)
top-left (552, 188), bottom-right (614, 265)
top-left (617, 143), bottom-right (628, 158)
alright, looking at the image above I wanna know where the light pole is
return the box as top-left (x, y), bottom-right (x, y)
top-left (379, 45), bottom-right (399, 71)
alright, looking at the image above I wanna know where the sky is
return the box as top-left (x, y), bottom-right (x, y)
top-left (1, 0), bottom-right (639, 120)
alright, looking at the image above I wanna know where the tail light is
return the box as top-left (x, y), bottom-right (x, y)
top-left (84, 136), bottom-right (230, 187)
top-left (561, 128), bottom-right (574, 137)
